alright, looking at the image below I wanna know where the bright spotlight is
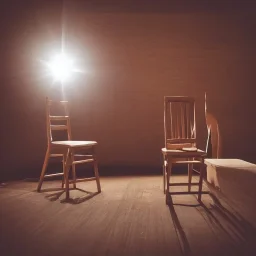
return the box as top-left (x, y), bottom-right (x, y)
top-left (47, 53), bottom-right (74, 82)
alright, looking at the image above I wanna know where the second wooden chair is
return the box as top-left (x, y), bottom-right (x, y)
top-left (162, 96), bottom-right (206, 204)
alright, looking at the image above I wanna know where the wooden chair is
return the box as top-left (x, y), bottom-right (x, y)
top-left (162, 96), bottom-right (206, 204)
top-left (37, 97), bottom-right (101, 200)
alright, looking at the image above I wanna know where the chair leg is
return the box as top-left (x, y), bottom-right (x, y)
top-left (198, 159), bottom-right (204, 202)
top-left (166, 158), bottom-right (172, 204)
top-left (92, 149), bottom-right (101, 193)
top-left (163, 154), bottom-right (167, 194)
top-left (61, 155), bottom-right (65, 188)
top-left (71, 153), bottom-right (76, 189)
top-left (188, 162), bottom-right (192, 192)
top-left (72, 164), bottom-right (76, 189)
top-left (64, 149), bottom-right (71, 200)
top-left (163, 161), bottom-right (166, 194)
top-left (94, 161), bottom-right (101, 193)
top-left (37, 148), bottom-right (50, 192)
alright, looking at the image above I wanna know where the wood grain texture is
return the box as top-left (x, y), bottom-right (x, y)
top-left (1, 175), bottom-right (255, 256)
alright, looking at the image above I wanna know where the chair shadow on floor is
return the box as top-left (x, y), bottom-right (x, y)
top-left (168, 199), bottom-right (192, 255)
top-left (38, 187), bottom-right (100, 204)
top-left (167, 194), bottom-right (256, 256)
top-left (206, 193), bottom-right (256, 253)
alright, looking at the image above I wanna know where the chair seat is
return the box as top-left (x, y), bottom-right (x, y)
top-left (51, 141), bottom-right (97, 148)
top-left (162, 148), bottom-right (206, 157)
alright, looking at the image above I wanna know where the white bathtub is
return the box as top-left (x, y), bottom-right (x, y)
top-left (205, 158), bottom-right (256, 228)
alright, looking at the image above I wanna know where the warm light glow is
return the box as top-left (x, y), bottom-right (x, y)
top-left (47, 53), bottom-right (74, 82)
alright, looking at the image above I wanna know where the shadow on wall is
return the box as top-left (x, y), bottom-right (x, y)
top-left (205, 93), bottom-right (222, 159)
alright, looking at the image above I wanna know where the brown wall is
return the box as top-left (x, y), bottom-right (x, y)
top-left (1, 1), bottom-right (255, 180)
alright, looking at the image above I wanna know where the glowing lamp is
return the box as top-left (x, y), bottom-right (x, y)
top-left (47, 53), bottom-right (74, 82)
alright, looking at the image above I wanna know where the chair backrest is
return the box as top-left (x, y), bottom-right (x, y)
top-left (204, 93), bottom-right (222, 158)
top-left (164, 96), bottom-right (196, 149)
top-left (45, 97), bottom-right (72, 145)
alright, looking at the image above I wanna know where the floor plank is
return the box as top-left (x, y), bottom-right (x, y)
top-left (0, 175), bottom-right (255, 256)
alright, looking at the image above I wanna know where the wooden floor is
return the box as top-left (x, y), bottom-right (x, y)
top-left (0, 175), bottom-right (255, 256)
